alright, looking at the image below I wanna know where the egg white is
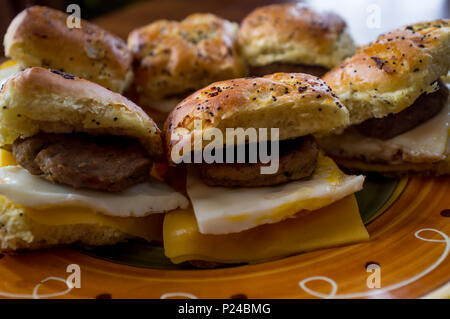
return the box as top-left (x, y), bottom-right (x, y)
top-left (187, 154), bottom-right (365, 235)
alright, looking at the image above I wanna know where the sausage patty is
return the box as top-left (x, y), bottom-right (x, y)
top-left (12, 133), bottom-right (151, 192)
top-left (356, 79), bottom-right (448, 140)
top-left (249, 63), bottom-right (329, 77)
top-left (199, 135), bottom-right (319, 187)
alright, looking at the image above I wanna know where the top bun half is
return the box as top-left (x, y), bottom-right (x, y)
top-left (0, 67), bottom-right (162, 159)
top-left (323, 19), bottom-right (450, 125)
top-left (164, 72), bottom-right (349, 161)
top-left (128, 13), bottom-right (247, 106)
top-left (4, 6), bottom-right (133, 93)
top-left (238, 3), bottom-right (355, 68)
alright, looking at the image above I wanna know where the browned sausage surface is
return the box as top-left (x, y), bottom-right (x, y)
top-left (12, 133), bottom-right (152, 192)
top-left (199, 135), bottom-right (319, 187)
top-left (356, 79), bottom-right (448, 140)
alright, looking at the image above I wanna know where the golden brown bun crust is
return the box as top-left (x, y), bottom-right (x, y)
top-left (128, 13), bottom-right (247, 107)
top-left (238, 4), bottom-right (355, 68)
top-left (164, 73), bottom-right (349, 161)
top-left (4, 6), bottom-right (133, 93)
top-left (332, 156), bottom-right (450, 177)
top-left (0, 67), bottom-right (163, 158)
top-left (323, 19), bottom-right (450, 125)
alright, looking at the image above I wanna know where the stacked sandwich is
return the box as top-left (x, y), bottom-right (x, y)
top-left (2, 6), bottom-right (133, 93)
top-left (319, 20), bottom-right (450, 175)
top-left (162, 73), bottom-right (368, 265)
top-left (127, 13), bottom-right (247, 122)
top-left (238, 4), bottom-right (356, 77)
top-left (0, 7), bottom-right (189, 251)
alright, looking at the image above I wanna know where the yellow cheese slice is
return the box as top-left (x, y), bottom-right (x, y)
top-left (0, 60), bottom-right (20, 85)
top-left (23, 204), bottom-right (164, 242)
top-left (1, 150), bottom-right (17, 166)
top-left (0, 60), bottom-right (18, 71)
top-left (163, 195), bottom-right (369, 264)
top-left (0, 150), bottom-right (163, 241)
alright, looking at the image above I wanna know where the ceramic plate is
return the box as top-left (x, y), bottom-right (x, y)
top-left (0, 174), bottom-right (448, 299)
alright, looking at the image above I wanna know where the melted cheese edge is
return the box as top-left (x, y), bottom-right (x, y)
top-left (10, 198), bottom-right (165, 242)
top-left (0, 60), bottom-right (21, 87)
top-left (163, 195), bottom-right (369, 264)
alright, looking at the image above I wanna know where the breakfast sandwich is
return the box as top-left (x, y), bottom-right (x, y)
top-left (0, 67), bottom-right (189, 251)
top-left (163, 73), bottom-right (368, 265)
top-left (238, 4), bottom-right (355, 77)
top-left (127, 13), bottom-right (247, 124)
top-left (3, 6), bottom-right (133, 93)
top-left (319, 20), bottom-right (450, 175)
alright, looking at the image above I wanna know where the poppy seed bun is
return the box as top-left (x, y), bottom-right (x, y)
top-left (4, 6), bottom-right (133, 93)
top-left (128, 13), bottom-right (247, 108)
top-left (164, 73), bottom-right (349, 161)
top-left (323, 19), bottom-right (450, 125)
top-left (0, 67), bottom-right (163, 159)
top-left (238, 4), bottom-right (355, 69)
